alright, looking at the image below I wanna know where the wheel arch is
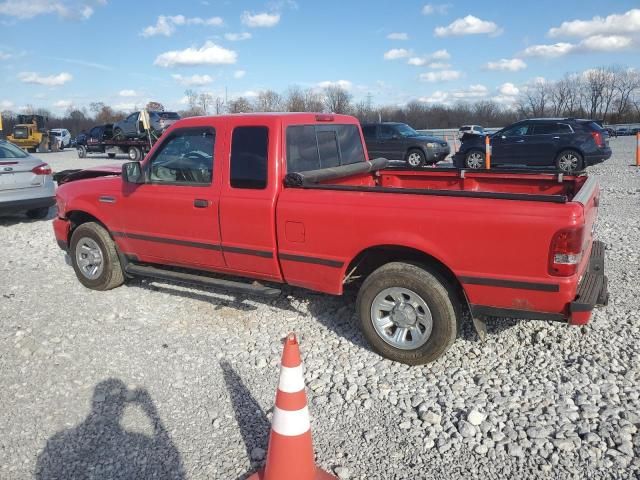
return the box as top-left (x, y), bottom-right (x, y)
top-left (344, 244), bottom-right (470, 314)
top-left (67, 210), bottom-right (110, 240)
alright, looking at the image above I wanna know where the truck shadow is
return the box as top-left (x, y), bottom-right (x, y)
top-left (219, 360), bottom-right (271, 480)
top-left (126, 278), bottom-right (371, 351)
top-left (35, 378), bottom-right (185, 480)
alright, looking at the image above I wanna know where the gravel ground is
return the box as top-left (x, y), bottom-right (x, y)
top-left (1, 140), bottom-right (639, 479)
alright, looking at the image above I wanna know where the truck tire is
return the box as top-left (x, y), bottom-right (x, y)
top-left (555, 150), bottom-right (583, 173)
top-left (107, 153), bottom-right (116, 159)
top-left (128, 146), bottom-right (142, 162)
top-left (465, 150), bottom-right (485, 169)
top-left (70, 222), bottom-right (125, 291)
top-left (356, 262), bottom-right (457, 365)
top-left (77, 146), bottom-right (87, 158)
top-left (406, 149), bottom-right (426, 168)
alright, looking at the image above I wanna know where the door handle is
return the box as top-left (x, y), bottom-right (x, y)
top-left (194, 199), bottom-right (209, 208)
top-left (552, 136), bottom-right (560, 139)
top-left (516, 139), bottom-right (525, 143)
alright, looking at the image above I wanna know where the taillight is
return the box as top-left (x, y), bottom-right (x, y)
top-left (315, 114), bottom-right (335, 122)
top-left (590, 131), bottom-right (603, 147)
top-left (32, 163), bottom-right (52, 175)
top-left (549, 227), bottom-right (585, 276)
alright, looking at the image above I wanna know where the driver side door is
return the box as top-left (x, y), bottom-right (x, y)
top-left (118, 126), bottom-right (225, 269)
top-left (491, 123), bottom-right (531, 166)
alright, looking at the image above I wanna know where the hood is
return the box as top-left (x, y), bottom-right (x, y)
top-left (412, 135), bottom-right (448, 145)
top-left (54, 164), bottom-right (122, 184)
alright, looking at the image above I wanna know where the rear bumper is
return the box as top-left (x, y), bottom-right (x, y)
top-left (568, 240), bottom-right (608, 325)
top-left (0, 196), bottom-right (55, 215)
top-left (585, 149), bottom-right (612, 165)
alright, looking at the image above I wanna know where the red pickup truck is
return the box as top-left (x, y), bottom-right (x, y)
top-left (53, 113), bottom-right (608, 364)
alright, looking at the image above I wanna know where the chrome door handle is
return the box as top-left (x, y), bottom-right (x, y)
top-left (516, 139), bottom-right (525, 143)
top-left (552, 136), bottom-right (560, 139)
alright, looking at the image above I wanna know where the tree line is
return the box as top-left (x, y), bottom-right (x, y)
top-left (2, 65), bottom-right (638, 137)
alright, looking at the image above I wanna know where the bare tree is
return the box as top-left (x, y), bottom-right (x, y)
top-left (255, 90), bottom-right (283, 112)
top-left (324, 86), bottom-right (352, 114)
top-left (227, 97), bottom-right (253, 113)
top-left (285, 86), bottom-right (306, 112)
top-left (304, 89), bottom-right (325, 112)
top-left (518, 80), bottom-right (550, 117)
top-left (198, 93), bottom-right (214, 115)
top-left (614, 69), bottom-right (640, 121)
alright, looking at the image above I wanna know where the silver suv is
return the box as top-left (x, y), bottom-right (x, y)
top-left (0, 140), bottom-right (55, 218)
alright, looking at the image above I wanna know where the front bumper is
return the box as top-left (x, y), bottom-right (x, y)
top-left (0, 196), bottom-right (55, 215)
top-left (568, 241), bottom-right (608, 325)
top-left (426, 145), bottom-right (451, 163)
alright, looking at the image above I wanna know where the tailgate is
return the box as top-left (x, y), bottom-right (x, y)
top-left (573, 176), bottom-right (600, 265)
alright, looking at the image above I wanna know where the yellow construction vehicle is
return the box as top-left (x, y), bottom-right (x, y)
top-left (7, 114), bottom-right (49, 152)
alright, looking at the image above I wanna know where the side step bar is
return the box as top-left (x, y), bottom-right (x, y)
top-left (124, 264), bottom-right (281, 298)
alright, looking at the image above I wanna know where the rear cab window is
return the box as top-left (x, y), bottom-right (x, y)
top-left (286, 124), bottom-right (366, 173)
top-left (230, 126), bottom-right (269, 189)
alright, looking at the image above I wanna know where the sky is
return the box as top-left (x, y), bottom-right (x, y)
top-left (1, 0), bottom-right (640, 115)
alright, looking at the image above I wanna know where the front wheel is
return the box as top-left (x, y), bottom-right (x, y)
top-left (465, 150), bottom-right (485, 169)
top-left (113, 128), bottom-right (124, 140)
top-left (356, 262), bottom-right (458, 365)
top-left (77, 146), bottom-right (87, 158)
top-left (107, 153), bottom-right (116, 159)
top-left (406, 149), bottom-right (426, 168)
top-left (555, 150), bottom-right (583, 173)
top-left (70, 222), bottom-right (125, 291)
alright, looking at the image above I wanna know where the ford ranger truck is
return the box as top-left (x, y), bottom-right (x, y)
top-left (53, 113), bottom-right (608, 365)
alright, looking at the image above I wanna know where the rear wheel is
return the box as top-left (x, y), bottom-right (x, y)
top-left (70, 222), bottom-right (125, 291)
top-left (357, 262), bottom-right (458, 365)
top-left (107, 153), bottom-right (116, 159)
top-left (26, 207), bottom-right (49, 219)
top-left (555, 150), bottom-right (583, 173)
top-left (113, 128), bottom-right (124, 140)
top-left (465, 150), bottom-right (485, 169)
top-left (406, 149), bottom-right (426, 168)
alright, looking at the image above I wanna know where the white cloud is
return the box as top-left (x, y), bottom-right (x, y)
top-left (450, 84), bottom-right (488, 99)
top-left (408, 57), bottom-right (427, 66)
top-left (1, 100), bottom-right (15, 110)
top-left (422, 4), bottom-right (450, 15)
top-left (241, 11), bottom-right (280, 28)
top-left (419, 70), bottom-right (461, 82)
top-left (485, 58), bottom-right (527, 71)
top-left (233, 70), bottom-right (246, 79)
top-left (225, 32), bottom-right (252, 41)
top-left (418, 90), bottom-right (449, 104)
top-left (522, 35), bottom-right (632, 57)
top-left (387, 32), bottom-right (408, 40)
top-left (384, 48), bottom-right (411, 60)
top-left (317, 80), bottom-right (352, 90)
top-left (172, 74), bottom-right (213, 86)
top-left (580, 34), bottom-right (632, 51)
top-left (0, 51), bottom-right (12, 60)
top-left (243, 90), bottom-right (259, 98)
top-left (141, 15), bottom-right (223, 37)
top-left (431, 49), bottom-right (451, 60)
top-left (427, 62), bottom-right (451, 69)
top-left (119, 89), bottom-right (138, 97)
top-left (18, 71), bottom-right (72, 86)
top-left (549, 9), bottom-right (640, 38)
top-left (53, 99), bottom-right (72, 109)
top-left (114, 103), bottom-right (138, 111)
top-left (498, 82), bottom-right (519, 96)
top-left (522, 42), bottom-right (575, 57)
top-left (154, 41), bottom-right (237, 67)
top-left (435, 15), bottom-right (502, 37)
top-left (0, 0), bottom-right (106, 20)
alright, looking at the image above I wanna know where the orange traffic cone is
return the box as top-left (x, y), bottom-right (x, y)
top-left (247, 333), bottom-right (336, 480)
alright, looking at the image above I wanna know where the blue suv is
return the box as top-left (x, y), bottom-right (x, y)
top-left (453, 118), bottom-right (612, 173)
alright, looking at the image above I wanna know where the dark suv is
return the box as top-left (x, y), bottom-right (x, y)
top-left (362, 122), bottom-right (450, 167)
top-left (75, 124), bottom-right (114, 157)
top-left (453, 118), bottom-right (611, 173)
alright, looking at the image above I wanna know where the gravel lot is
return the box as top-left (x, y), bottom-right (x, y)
top-left (1, 140), bottom-right (639, 479)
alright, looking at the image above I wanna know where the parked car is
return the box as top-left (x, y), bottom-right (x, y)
top-left (615, 127), bottom-right (630, 136)
top-left (603, 127), bottom-right (616, 138)
top-left (50, 128), bottom-right (71, 149)
top-left (0, 139), bottom-right (55, 218)
top-left (113, 111), bottom-right (181, 139)
top-left (453, 118), bottom-right (611, 173)
top-left (458, 125), bottom-right (484, 138)
top-left (76, 124), bottom-right (116, 157)
top-left (361, 122), bottom-right (450, 167)
top-left (52, 113), bottom-right (607, 365)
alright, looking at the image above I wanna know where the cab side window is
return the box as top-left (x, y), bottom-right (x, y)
top-left (148, 127), bottom-right (215, 185)
top-left (502, 124), bottom-right (529, 137)
top-left (379, 125), bottom-right (396, 140)
top-left (230, 126), bottom-right (269, 189)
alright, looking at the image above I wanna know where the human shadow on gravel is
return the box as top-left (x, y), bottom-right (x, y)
top-left (35, 378), bottom-right (185, 480)
top-left (220, 360), bottom-right (271, 479)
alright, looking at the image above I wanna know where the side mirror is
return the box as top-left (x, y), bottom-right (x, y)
top-left (391, 134), bottom-right (400, 140)
top-left (122, 161), bottom-right (144, 184)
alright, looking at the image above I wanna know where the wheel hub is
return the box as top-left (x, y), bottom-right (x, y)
top-left (391, 303), bottom-right (417, 327)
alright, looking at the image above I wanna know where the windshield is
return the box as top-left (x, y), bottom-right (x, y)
top-left (395, 123), bottom-right (420, 137)
top-left (0, 141), bottom-right (29, 159)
